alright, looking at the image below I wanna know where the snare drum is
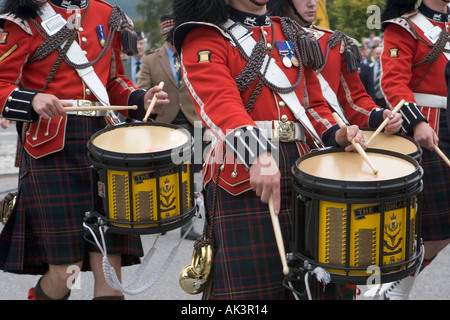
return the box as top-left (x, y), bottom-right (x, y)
top-left (291, 148), bottom-right (423, 284)
top-left (362, 128), bottom-right (422, 163)
top-left (86, 122), bottom-right (195, 234)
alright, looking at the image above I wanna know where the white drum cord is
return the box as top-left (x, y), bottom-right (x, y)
top-left (304, 266), bottom-right (331, 300)
top-left (83, 194), bottom-right (203, 295)
top-left (404, 243), bottom-right (425, 300)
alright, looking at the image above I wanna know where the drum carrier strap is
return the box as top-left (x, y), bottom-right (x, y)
top-left (225, 18), bottom-right (325, 148)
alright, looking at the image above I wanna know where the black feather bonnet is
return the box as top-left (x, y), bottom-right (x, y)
top-left (381, 0), bottom-right (421, 22)
top-left (0, 0), bottom-right (43, 19)
top-left (167, 0), bottom-right (229, 46)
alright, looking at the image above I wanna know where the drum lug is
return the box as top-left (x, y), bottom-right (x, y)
top-left (97, 217), bottom-right (108, 227)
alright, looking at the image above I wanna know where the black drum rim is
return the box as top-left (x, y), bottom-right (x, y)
top-left (292, 147), bottom-right (423, 197)
top-left (87, 122), bottom-right (192, 170)
top-left (361, 127), bottom-right (423, 163)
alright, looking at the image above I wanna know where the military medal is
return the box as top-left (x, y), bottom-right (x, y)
top-left (282, 56), bottom-right (292, 68)
top-left (285, 41), bottom-right (300, 67)
top-left (276, 41), bottom-right (291, 68)
top-left (97, 25), bottom-right (106, 47)
top-left (277, 41), bottom-right (299, 68)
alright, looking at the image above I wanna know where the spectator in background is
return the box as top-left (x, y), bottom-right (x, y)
top-left (358, 42), bottom-right (371, 65)
top-left (371, 36), bottom-right (382, 48)
top-left (370, 46), bottom-right (386, 108)
top-left (123, 31), bottom-right (148, 84)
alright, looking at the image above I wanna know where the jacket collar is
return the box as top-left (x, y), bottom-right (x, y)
top-left (228, 6), bottom-right (271, 27)
top-left (419, 2), bottom-right (450, 22)
top-left (48, 0), bottom-right (88, 9)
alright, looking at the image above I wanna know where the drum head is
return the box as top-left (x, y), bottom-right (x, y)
top-left (92, 123), bottom-right (190, 154)
top-left (297, 149), bottom-right (416, 182)
top-left (87, 122), bottom-right (192, 170)
top-left (362, 128), bottom-right (421, 161)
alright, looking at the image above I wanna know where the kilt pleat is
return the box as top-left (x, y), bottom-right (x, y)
top-left (0, 116), bottom-right (143, 275)
top-left (206, 142), bottom-right (301, 300)
top-left (420, 113), bottom-right (450, 242)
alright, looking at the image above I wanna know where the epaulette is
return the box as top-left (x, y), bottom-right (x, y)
top-left (382, 11), bottom-right (418, 39)
top-left (174, 21), bottom-right (230, 54)
top-left (0, 13), bottom-right (32, 35)
top-left (312, 24), bottom-right (333, 34)
top-left (307, 26), bottom-right (325, 41)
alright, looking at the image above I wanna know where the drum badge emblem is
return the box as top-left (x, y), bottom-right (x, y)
top-left (160, 178), bottom-right (176, 215)
top-left (383, 213), bottom-right (402, 254)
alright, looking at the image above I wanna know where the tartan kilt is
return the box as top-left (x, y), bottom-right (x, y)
top-left (205, 141), bottom-right (303, 300)
top-left (0, 116), bottom-right (143, 275)
top-left (420, 112), bottom-right (450, 242)
top-left (203, 141), bottom-right (361, 300)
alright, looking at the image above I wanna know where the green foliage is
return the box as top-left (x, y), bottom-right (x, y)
top-left (108, 0), bottom-right (169, 50)
top-left (121, 0), bottom-right (388, 49)
top-left (135, 0), bottom-right (173, 50)
top-left (327, 0), bottom-right (385, 40)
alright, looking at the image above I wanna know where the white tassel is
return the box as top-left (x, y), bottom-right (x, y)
top-left (312, 267), bottom-right (331, 285)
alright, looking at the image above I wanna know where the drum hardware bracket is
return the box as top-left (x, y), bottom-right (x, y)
top-left (283, 253), bottom-right (333, 300)
top-left (283, 253), bottom-right (308, 300)
top-left (83, 203), bottom-right (202, 295)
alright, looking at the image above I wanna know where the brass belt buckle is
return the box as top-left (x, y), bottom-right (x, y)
top-left (273, 117), bottom-right (295, 142)
top-left (77, 100), bottom-right (97, 117)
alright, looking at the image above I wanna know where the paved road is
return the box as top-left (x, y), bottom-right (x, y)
top-left (1, 123), bottom-right (449, 300)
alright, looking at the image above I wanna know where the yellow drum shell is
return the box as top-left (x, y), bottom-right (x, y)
top-left (87, 122), bottom-right (195, 234)
top-left (291, 148), bottom-right (423, 284)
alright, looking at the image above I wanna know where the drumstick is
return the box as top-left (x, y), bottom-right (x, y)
top-left (268, 194), bottom-right (289, 276)
top-left (64, 105), bottom-right (138, 111)
top-left (332, 112), bottom-right (379, 175)
top-left (367, 99), bottom-right (405, 145)
top-left (143, 81), bottom-right (165, 122)
top-left (435, 144), bottom-right (450, 167)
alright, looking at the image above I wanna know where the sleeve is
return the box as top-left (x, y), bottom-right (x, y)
top-left (381, 23), bottom-right (427, 134)
top-left (136, 54), bottom-right (153, 90)
top-left (105, 31), bottom-right (147, 120)
top-left (336, 54), bottom-right (382, 128)
top-left (303, 67), bottom-right (340, 147)
top-left (0, 20), bottom-right (40, 122)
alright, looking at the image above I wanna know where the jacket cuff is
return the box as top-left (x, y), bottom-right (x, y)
top-left (224, 125), bottom-right (277, 170)
top-left (399, 102), bottom-right (427, 134)
top-left (2, 88), bottom-right (40, 122)
top-left (322, 124), bottom-right (340, 147)
top-left (368, 109), bottom-right (384, 128)
top-left (127, 89), bottom-right (154, 121)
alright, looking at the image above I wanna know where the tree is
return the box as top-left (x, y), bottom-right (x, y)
top-left (327, 0), bottom-right (385, 40)
top-left (136, 0), bottom-right (173, 50)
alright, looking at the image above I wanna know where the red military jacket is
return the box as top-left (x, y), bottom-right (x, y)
top-left (0, 0), bottom-right (145, 158)
top-left (313, 26), bottom-right (384, 128)
top-left (382, 6), bottom-right (450, 133)
top-left (175, 16), bottom-right (338, 195)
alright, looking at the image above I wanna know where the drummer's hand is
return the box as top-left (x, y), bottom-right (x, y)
top-left (413, 121), bottom-right (439, 150)
top-left (335, 125), bottom-right (367, 151)
top-left (249, 152), bottom-right (281, 215)
top-left (1, 118), bottom-right (10, 129)
top-left (32, 93), bottom-right (73, 119)
top-left (382, 109), bottom-right (403, 134)
top-left (144, 85), bottom-right (170, 114)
